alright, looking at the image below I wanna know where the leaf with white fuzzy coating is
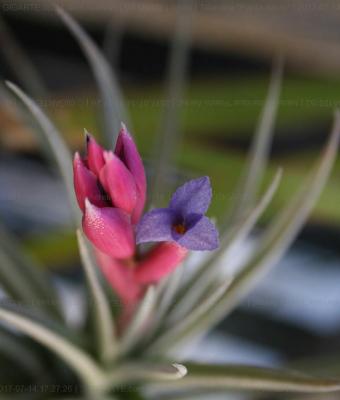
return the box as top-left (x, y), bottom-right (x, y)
top-left (151, 363), bottom-right (340, 393)
top-left (119, 286), bottom-right (157, 356)
top-left (5, 81), bottom-right (80, 223)
top-left (0, 308), bottom-right (107, 392)
top-left (77, 230), bottom-right (118, 364)
top-left (109, 362), bottom-right (187, 386)
top-left (227, 55), bottom-right (283, 224)
top-left (169, 169), bottom-right (282, 324)
top-left (0, 224), bottom-right (62, 319)
top-left (55, 6), bottom-right (128, 146)
top-left (150, 4), bottom-right (191, 206)
top-left (0, 327), bottom-right (46, 380)
top-left (147, 279), bottom-right (231, 355)
top-left (153, 111), bottom-right (340, 352)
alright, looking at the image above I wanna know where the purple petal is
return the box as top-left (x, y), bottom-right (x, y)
top-left (177, 215), bottom-right (219, 251)
top-left (136, 208), bottom-right (176, 244)
top-left (169, 176), bottom-right (212, 217)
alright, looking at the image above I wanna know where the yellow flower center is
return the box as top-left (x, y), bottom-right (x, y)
top-left (173, 223), bottom-right (186, 235)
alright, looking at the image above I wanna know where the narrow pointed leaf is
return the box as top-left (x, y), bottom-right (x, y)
top-left (77, 230), bottom-right (117, 363)
top-left (56, 6), bottom-right (128, 146)
top-left (0, 299), bottom-right (85, 348)
top-left (0, 15), bottom-right (47, 98)
top-left (0, 247), bottom-right (55, 316)
top-left (156, 112), bottom-right (340, 351)
top-left (157, 264), bottom-right (184, 316)
top-left (150, 5), bottom-right (191, 205)
top-left (228, 55), bottom-right (283, 223)
top-left (0, 328), bottom-right (46, 379)
top-left (0, 308), bottom-right (106, 391)
top-left (103, 20), bottom-right (124, 72)
top-left (148, 280), bottom-right (231, 354)
top-left (5, 81), bottom-right (80, 223)
top-left (152, 363), bottom-right (340, 393)
top-left (119, 286), bottom-right (156, 355)
top-left (110, 362), bottom-right (187, 386)
top-left (170, 169), bottom-right (282, 323)
top-left (136, 266), bottom-right (186, 345)
top-left (0, 225), bottom-right (62, 319)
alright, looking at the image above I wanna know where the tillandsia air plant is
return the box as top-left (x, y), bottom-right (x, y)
top-left (2, 5), bottom-right (340, 400)
top-left (74, 126), bottom-right (218, 314)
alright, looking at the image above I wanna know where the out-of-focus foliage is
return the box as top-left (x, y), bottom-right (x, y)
top-left (1, 7), bottom-right (340, 400)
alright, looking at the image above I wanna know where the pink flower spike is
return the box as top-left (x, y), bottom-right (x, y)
top-left (95, 249), bottom-right (141, 307)
top-left (134, 242), bottom-right (188, 285)
top-left (73, 152), bottom-right (106, 211)
top-left (115, 123), bottom-right (146, 223)
top-left (99, 152), bottom-right (137, 215)
top-left (86, 131), bottom-right (105, 176)
top-left (82, 200), bottom-right (135, 259)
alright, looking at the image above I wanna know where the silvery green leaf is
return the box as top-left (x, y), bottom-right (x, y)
top-left (151, 363), bottom-right (340, 393)
top-left (103, 20), bottom-right (124, 72)
top-left (173, 57), bottom-right (283, 313)
top-left (227, 55), bottom-right (283, 224)
top-left (77, 230), bottom-right (117, 364)
top-left (0, 247), bottom-right (55, 316)
top-left (147, 263), bottom-right (185, 338)
top-left (0, 327), bottom-right (46, 379)
top-left (0, 225), bottom-right (62, 319)
top-left (5, 81), bottom-right (80, 223)
top-left (119, 286), bottom-right (157, 356)
top-left (56, 6), bottom-right (128, 146)
top-left (110, 362), bottom-right (187, 386)
top-left (48, 395), bottom-right (120, 400)
top-left (46, 397), bottom-right (118, 400)
top-left (0, 299), bottom-right (87, 350)
top-left (150, 5), bottom-right (191, 206)
top-left (147, 279), bottom-right (231, 355)
top-left (295, 355), bottom-right (340, 374)
top-left (0, 307), bottom-right (107, 393)
top-left (147, 395), bottom-right (201, 400)
top-left (156, 112), bottom-right (340, 352)
top-left (170, 169), bottom-right (282, 323)
top-left (157, 263), bottom-right (184, 316)
top-left (0, 15), bottom-right (47, 98)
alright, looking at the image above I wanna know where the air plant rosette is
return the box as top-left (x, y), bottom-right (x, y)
top-left (1, 6), bottom-right (340, 400)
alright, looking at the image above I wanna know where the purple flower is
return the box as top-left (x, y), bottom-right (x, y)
top-left (136, 177), bottom-right (219, 251)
